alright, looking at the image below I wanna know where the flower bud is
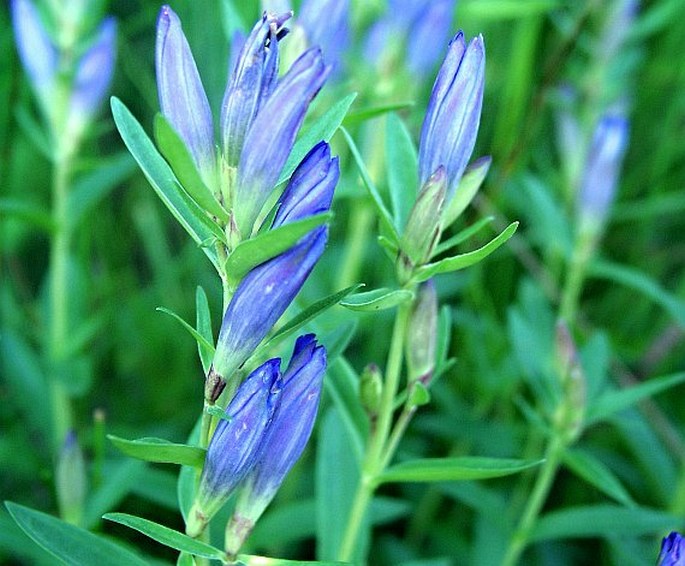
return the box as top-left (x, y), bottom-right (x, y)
top-left (398, 167), bottom-right (446, 282)
top-left (418, 32), bottom-right (485, 201)
top-left (298, 0), bottom-right (350, 77)
top-left (212, 227), bottom-right (327, 382)
top-left (187, 359), bottom-right (282, 537)
top-left (658, 532), bottom-right (685, 566)
top-left (224, 335), bottom-right (325, 556)
top-left (554, 321), bottom-right (586, 443)
top-left (406, 280), bottom-right (438, 385)
top-left (56, 430), bottom-right (87, 526)
top-left (359, 363), bottom-right (383, 417)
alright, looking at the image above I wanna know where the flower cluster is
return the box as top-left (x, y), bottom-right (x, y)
top-left (187, 335), bottom-right (326, 548)
top-left (156, 6), bottom-right (330, 241)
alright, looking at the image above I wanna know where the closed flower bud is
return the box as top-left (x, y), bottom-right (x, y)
top-left (398, 166), bottom-right (447, 281)
top-left (213, 227), bottom-right (327, 382)
top-left (156, 5), bottom-right (216, 188)
top-left (577, 112), bottom-right (629, 226)
top-left (360, 363), bottom-right (383, 417)
top-left (187, 359), bottom-right (282, 537)
top-left (658, 532), bottom-right (685, 566)
top-left (224, 335), bottom-right (325, 556)
top-left (272, 141), bottom-right (338, 228)
top-left (56, 430), bottom-right (87, 526)
top-left (406, 280), bottom-right (438, 385)
top-left (418, 32), bottom-right (485, 201)
top-left (554, 321), bottom-right (586, 443)
top-left (298, 0), bottom-right (350, 77)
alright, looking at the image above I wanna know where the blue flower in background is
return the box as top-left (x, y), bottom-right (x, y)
top-left (187, 359), bottom-right (282, 537)
top-left (577, 112), bottom-right (629, 223)
top-left (364, 0), bottom-right (455, 78)
top-left (298, 0), bottom-right (350, 76)
top-left (156, 6), bottom-right (329, 238)
top-left (418, 31), bottom-right (485, 201)
top-left (658, 532), bottom-right (685, 566)
top-left (225, 334), bottom-right (326, 556)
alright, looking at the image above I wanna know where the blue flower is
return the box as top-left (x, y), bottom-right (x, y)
top-left (298, 0), bottom-right (350, 76)
top-left (224, 334), bottom-right (326, 556)
top-left (658, 532), bottom-right (685, 566)
top-left (187, 359), bottom-right (282, 537)
top-left (418, 31), bottom-right (485, 201)
top-left (577, 112), bottom-right (629, 223)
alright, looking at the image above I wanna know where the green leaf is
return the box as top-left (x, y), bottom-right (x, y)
top-left (67, 152), bottom-right (137, 230)
top-left (530, 505), bottom-right (679, 541)
top-left (263, 284), bottom-right (364, 349)
top-left (586, 372), bottom-right (685, 425)
top-left (385, 113), bottom-right (418, 232)
top-left (442, 157), bottom-right (491, 228)
top-left (15, 105), bottom-right (52, 159)
top-left (325, 357), bottom-right (369, 462)
top-left (413, 222), bottom-right (518, 282)
top-left (590, 260), bottom-right (685, 327)
top-left (110, 97), bottom-right (221, 269)
top-left (0, 198), bottom-right (55, 232)
top-left (225, 213), bottom-right (332, 285)
top-left (278, 92), bottom-right (358, 185)
top-left (108, 435), bottom-right (206, 468)
top-left (376, 457), bottom-right (542, 484)
top-left (5, 502), bottom-right (148, 566)
top-left (433, 216), bottom-right (494, 257)
top-left (156, 307), bottom-right (216, 357)
top-left (343, 101), bottom-right (414, 127)
top-left (340, 287), bottom-right (414, 312)
top-left (195, 286), bottom-right (214, 374)
top-left (104, 512), bottom-right (226, 560)
top-left (340, 126), bottom-right (399, 243)
top-left (153, 114), bottom-right (229, 222)
top-left (562, 448), bottom-right (634, 507)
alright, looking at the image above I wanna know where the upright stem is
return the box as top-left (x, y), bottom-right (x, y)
top-left (337, 300), bottom-right (412, 562)
top-left (559, 222), bottom-right (595, 324)
top-left (49, 150), bottom-right (73, 454)
top-left (502, 434), bottom-right (565, 566)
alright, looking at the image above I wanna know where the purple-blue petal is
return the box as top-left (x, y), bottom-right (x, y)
top-left (299, 0), bottom-right (350, 76)
top-left (234, 47), bottom-right (329, 236)
top-left (221, 12), bottom-right (290, 166)
top-left (213, 227), bottom-right (328, 378)
top-left (272, 141), bottom-right (338, 228)
top-left (658, 532), bottom-right (685, 566)
top-left (156, 5), bottom-right (215, 183)
top-left (406, 0), bottom-right (454, 77)
top-left (70, 17), bottom-right (117, 119)
top-left (10, 0), bottom-right (58, 102)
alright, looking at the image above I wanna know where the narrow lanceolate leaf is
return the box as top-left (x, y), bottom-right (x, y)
top-left (343, 101), bottom-right (415, 127)
top-left (586, 372), bottom-right (685, 425)
top-left (433, 216), bottom-right (494, 256)
top-left (107, 435), bottom-right (206, 468)
top-left (340, 288), bottom-right (414, 312)
top-left (156, 307), bottom-right (216, 356)
top-left (530, 505), bottom-right (680, 541)
top-left (562, 448), bottom-right (634, 507)
top-left (278, 92), bottom-right (357, 185)
top-left (225, 213), bottom-right (332, 285)
top-left (386, 113), bottom-right (418, 232)
top-left (413, 221), bottom-right (518, 282)
top-left (104, 513), bottom-right (226, 560)
top-left (5, 502), bottom-right (148, 566)
top-left (340, 126), bottom-right (398, 243)
top-left (0, 198), bottom-right (55, 232)
top-left (196, 286), bottom-right (214, 374)
top-left (154, 114), bottom-right (228, 222)
top-left (110, 97), bottom-right (222, 268)
top-left (264, 284), bottom-right (364, 348)
top-left (376, 457), bottom-right (542, 485)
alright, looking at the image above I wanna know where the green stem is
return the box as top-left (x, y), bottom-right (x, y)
top-left (559, 221), bottom-right (596, 324)
top-left (49, 152), bottom-right (73, 454)
top-left (337, 300), bottom-right (412, 562)
top-left (502, 434), bottom-right (565, 566)
top-left (338, 201), bottom-right (374, 289)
